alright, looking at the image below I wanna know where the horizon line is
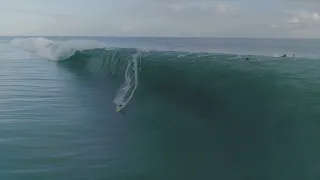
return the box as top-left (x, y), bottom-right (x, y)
top-left (1, 35), bottom-right (320, 39)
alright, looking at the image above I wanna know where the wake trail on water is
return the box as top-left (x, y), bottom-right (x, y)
top-left (113, 52), bottom-right (141, 108)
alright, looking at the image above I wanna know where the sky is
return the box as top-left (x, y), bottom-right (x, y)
top-left (1, 0), bottom-right (320, 38)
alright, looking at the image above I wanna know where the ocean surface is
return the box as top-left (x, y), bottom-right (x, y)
top-left (0, 36), bottom-right (319, 180)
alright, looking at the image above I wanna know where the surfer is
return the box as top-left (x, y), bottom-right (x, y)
top-left (293, 54), bottom-right (295, 57)
top-left (246, 57), bottom-right (250, 60)
top-left (116, 104), bottom-right (124, 112)
top-left (281, 54), bottom-right (287, 57)
top-left (116, 104), bottom-right (126, 115)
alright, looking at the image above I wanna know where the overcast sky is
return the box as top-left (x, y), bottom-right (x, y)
top-left (1, 0), bottom-right (320, 37)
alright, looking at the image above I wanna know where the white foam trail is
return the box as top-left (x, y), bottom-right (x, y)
top-left (113, 52), bottom-right (141, 108)
top-left (228, 55), bottom-right (243, 60)
top-left (10, 37), bottom-right (107, 61)
top-left (273, 53), bottom-right (281, 57)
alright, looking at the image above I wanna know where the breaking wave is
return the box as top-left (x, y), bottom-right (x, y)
top-left (9, 37), bottom-right (303, 111)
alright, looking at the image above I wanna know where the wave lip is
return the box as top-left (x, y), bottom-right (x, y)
top-left (10, 37), bottom-right (107, 61)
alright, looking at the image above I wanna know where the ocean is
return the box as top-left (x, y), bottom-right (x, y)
top-left (0, 36), bottom-right (319, 180)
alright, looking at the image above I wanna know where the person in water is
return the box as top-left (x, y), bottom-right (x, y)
top-left (281, 54), bottom-right (287, 57)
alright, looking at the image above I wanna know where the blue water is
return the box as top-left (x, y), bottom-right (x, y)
top-left (1, 36), bottom-right (320, 180)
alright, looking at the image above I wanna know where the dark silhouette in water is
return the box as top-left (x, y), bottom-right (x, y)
top-left (245, 56), bottom-right (255, 61)
top-left (281, 54), bottom-right (287, 57)
top-left (293, 54), bottom-right (296, 57)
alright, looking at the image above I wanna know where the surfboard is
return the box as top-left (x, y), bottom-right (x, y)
top-left (116, 106), bottom-right (124, 112)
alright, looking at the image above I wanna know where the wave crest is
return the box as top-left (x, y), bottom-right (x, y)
top-left (10, 37), bottom-right (107, 61)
